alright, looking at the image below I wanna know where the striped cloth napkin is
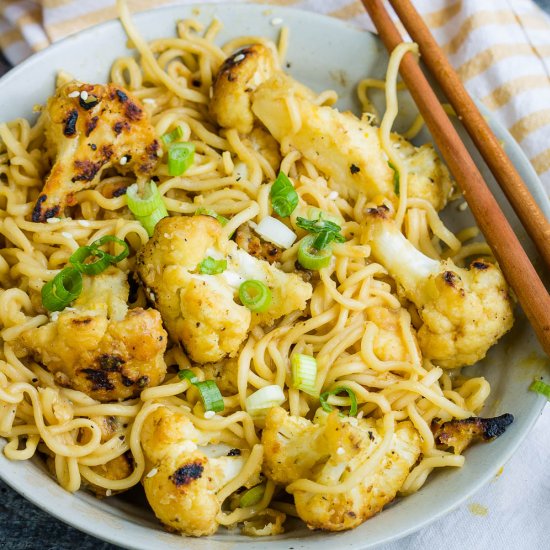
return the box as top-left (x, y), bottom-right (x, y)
top-left (1, 0), bottom-right (550, 195)
top-left (0, 1), bottom-right (549, 550)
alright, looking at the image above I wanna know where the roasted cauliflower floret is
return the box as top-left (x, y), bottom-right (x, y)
top-left (18, 267), bottom-right (167, 401)
top-left (432, 413), bottom-right (514, 455)
top-left (210, 44), bottom-right (280, 134)
top-left (251, 73), bottom-right (450, 210)
top-left (262, 407), bottom-right (420, 531)
top-left (365, 205), bottom-right (514, 368)
top-left (141, 407), bottom-right (261, 537)
top-left (392, 135), bottom-right (453, 211)
top-left (136, 215), bottom-right (312, 363)
top-left (33, 81), bottom-right (159, 222)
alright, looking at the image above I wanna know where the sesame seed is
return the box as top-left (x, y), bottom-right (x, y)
top-left (77, 220), bottom-right (91, 227)
top-left (61, 232), bottom-right (72, 239)
top-left (271, 17), bottom-right (283, 26)
top-left (105, 489), bottom-right (112, 497)
top-left (204, 410), bottom-right (215, 419)
top-left (46, 217), bottom-right (61, 224)
top-left (336, 447), bottom-right (345, 455)
top-left (120, 156), bottom-right (128, 166)
top-left (68, 91), bottom-right (80, 98)
top-left (458, 201), bottom-right (469, 212)
top-left (50, 311), bottom-right (59, 322)
top-left (146, 468), bottom-right (158, 478)
top-left (233, 53), bottom-right (246, 62)
top-left (357, 410), bottom-right (364, 420)
top-left (80, 90), bottom-right (88, 101)
top-left (157, 149), bottom-right (163, 157)
top-left (328, 191), bottom-right (339, 200)
top-left (142, 98), bottom-right (155, 105)
top-left (209, 86), bottom-right (214, 99)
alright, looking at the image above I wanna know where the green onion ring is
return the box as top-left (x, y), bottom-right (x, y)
top-left (239, 280), bottom-right (272, 312)
top-left (41, 267), bottom-right (83, 312)
top-left (319, 386), bottom-right (358, 417)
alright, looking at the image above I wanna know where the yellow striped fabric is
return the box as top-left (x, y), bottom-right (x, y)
top-left (1, 0), bottom-right (550, 193)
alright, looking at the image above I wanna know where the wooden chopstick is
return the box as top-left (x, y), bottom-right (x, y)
top-left (361, 0), bottom-right (550, 357)
top-left (387, 0), bottom-right (550, 269)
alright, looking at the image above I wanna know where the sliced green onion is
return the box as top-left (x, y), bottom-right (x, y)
top-left (270, 172), bottom-right (298, 217)
top-left (198, 256), bottom-right (227, 275)
top-left (41, 267), bottom-right (83, 312)
top-left (246, 385), bottom-right (286, 416)
top-left (69, 246), bottom-right (110, 275)
top-left (296, 215), bottom-right (345, 248)
top-left (161, 125), bottom-right (184, 146)
top-left (298, 235), bottom-right (332, 270)
top-left (529, 378), bottom-right (550, 400)
top-left (319, 386), bottom-right (358, 417)
top-left (195, 207), bottom-right (229, 226)
top-left (168, 142), bottom-right (195, 176)
top-left (239, 484), bottom-right (265, 507)
top-left (89, 235), bottom-right (130, 263)
top-left (177, 369), bottom-right (199, 384)
top-left (177, 370), bottom-right (224, 412)
top-left (239, 280), bottom-right (272, 312)
top-left (291, 353), bottom-right (318, 396)
top-left (195, 380), bottom-right (224, 412)
top-left (388, 161), bottom-right (400, 195)
top-left (126, 181), bottom-right (168, 237)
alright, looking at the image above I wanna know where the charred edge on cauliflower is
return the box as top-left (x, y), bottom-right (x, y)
top-left (170, 462), bottom-right (205, 487)
top-left (432, 413), bottom-right (514, 454)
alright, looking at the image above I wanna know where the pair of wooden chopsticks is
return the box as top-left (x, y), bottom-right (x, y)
top-left (361, 0), bottom-right (550, 357)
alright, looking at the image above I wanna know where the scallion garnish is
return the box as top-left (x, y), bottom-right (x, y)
top-left (198, 256), bottom-right (227, 275)
top-left (239, 484), bottom-right (265, 507)
top-left (126, 181), bottom-right (168, 237)
top-left (161, 125), bottom-right (184, 146)
top-left (239, 280), bottom-right (272, 312)
top-left (41, 235), bottom-right (129, 312)
top-left (295, 215), bottom-right (346, 247)
top-left (246, 385), bottom-right (286, 417)
top-left (529, 378), bottom-right (550, 400)
top-left (319, 386), bottom-right (358, 417)
top-left (270, 172), bottom-right (298, 218)
top-left (388, 161), bottom-right (400, 195)
top-left (291, 353), bottom-right (318, 396)
top-left (297, 235), bottom-right (332, 270)
top-left (194, 207), bottom-right (229, 226)
top-left (177, 369), bottom-right (224, 413)
top-left (168, 142), bottom-right (195, 176)
top-left (41, 267), bottom-right (83, 312)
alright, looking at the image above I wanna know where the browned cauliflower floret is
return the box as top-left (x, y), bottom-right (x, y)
top-left (33, 81), bottom-right (159, 222)
top-left (136, 215), bottom-right (312, 363)
top-left (141, 407), bottom-right (261, 537)
top-left (18, 267), bottom-right (167, 401)
top-left (366, 205), bottom-right (514, 368)
top-left (392, 135), bottom-right (453, 211)
top-left (262, 407), bottom-right (420, 531)
top-left (210, 44), bottom-right (280, 134)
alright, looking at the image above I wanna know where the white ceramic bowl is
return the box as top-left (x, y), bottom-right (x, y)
top-left (0, 4), bottom-right (548, 549)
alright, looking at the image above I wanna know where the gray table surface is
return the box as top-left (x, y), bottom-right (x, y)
top-left (1, 1), bottom-right (550, 549)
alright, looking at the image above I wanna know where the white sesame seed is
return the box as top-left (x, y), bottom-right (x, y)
top-left (120, 156), bottom-right (128, 166)
top-left (80, 90), bottom-right (88, 101)
top-left (105, 489), bottom-right (112, 496)
top-left (357, 410), bottom-right (364, 420)
top-left (143, 98), bottom-right (156, 105)
top-left (157, 149), bottom-right (163, 157)
top-left (68, 90), bottom-right (80, 98)
top-left (328, 191), bottom-right (339, 200)
top-left (336, 447), bottom-right (345, 455)
top-left (77, 220), bottom-right (91, 227)
top-left (458, 201), bottom-right (469, 211)
top-left (204, 410), bottom-right (216, 419)
top-left (46, 217), bottom-right (61, 224)
top-left (50, 311), bottom-right (59, 322)
top-left (146, 468), bottom-right (158, 478)
top-left (209, 86), bottom-right (214, 99)
top-left (233, 53), bottom-right (246, 62)
top-left (271, 17), bottom-right (283, 26)
top-left (61, 232), bottom-right (72, 239)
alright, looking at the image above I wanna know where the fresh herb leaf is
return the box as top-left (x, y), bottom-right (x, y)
top-left (198, 256), bottom-right (227, 275)
top-left (296, 214), bottom-right (345, 250)
top-left (270, 172), bottom-right (298, 217)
